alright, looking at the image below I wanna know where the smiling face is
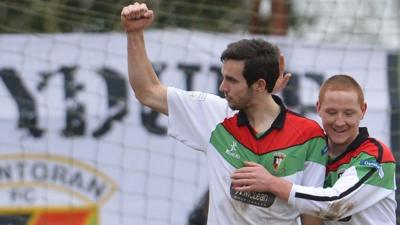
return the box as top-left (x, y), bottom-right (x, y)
top-left (219, 59), bottom-right (254, 110)
top-left (317, 89), bottom-right (367, 153)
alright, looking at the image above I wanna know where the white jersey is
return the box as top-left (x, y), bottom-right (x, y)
top-left (288, 128), bottom-right (397, 225)
top-left (167, 87), bottom-right (327, 225)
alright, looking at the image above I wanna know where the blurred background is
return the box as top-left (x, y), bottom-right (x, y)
top-left (0, 1), bottom-right (399, 225)
top-left (1, 0), bottom-right (399, 48)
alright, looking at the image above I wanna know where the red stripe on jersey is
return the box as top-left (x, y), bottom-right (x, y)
top-left (327, 139), bottom-right (395, 172)
top-left (222, 111), bottom-right (325, 155)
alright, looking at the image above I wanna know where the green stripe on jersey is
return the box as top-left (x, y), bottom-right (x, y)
top-left (325, 152), bottom-right (396, 190)
top-left (210, 124), bottom-right (258, 169)
top-left (363, 162), bottom-right (396, 190)
top-left (356, 152), bottom-right (396, 190)
top-left (210, 124), bottom-right (327, 177)
top-left (304, 138), bottom-right (327, 166)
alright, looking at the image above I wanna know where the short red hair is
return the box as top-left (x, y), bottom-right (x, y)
top-left (318, 74), bottom-right (365, 107)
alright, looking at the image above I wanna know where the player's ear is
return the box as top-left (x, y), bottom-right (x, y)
top-left (361, 102), bottom-right (367, 119)
top-left (253, 78), bottom-right (266, 93)
top-left (316, 101), bottom-right (322, 115)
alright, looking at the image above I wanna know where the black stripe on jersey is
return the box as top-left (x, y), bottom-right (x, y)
top-left (295, 137), bottom-right (383, 202)
top-left (370, 138), bottom-right (383, 163)
top-left (338, 215), bottom-right (352, 222)
top-left (328, 128), bottom-right (369, 165)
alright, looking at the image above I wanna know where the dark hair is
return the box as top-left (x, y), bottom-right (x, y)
top-left (220, 39), bottom-right (280, 93)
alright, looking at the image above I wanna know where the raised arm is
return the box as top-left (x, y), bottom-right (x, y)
top-left (121, 3), bottom-right (168, 115)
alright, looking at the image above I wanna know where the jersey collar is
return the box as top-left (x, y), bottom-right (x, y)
top-left (329, 127), bottom-right (369, 163)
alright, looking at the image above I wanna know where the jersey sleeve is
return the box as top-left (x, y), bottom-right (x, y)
top-left (288, 154), bottom-right (396, 220)
top-left (167, 87), bottom-right (233, 152)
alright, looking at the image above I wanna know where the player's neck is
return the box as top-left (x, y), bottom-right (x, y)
top-left (327, 132), bottom-right (359, 158)
top-left (244, 95), bottom-right (280, 134)
top-left (327, 142), bottom-right (347, 159)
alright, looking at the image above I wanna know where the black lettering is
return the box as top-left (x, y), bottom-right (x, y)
top-left (52, 165), bottom-right (68, 184)
top-left (86, 177), bottom-right (106, 199)
top-left (31, 163), bottom-right (47, 180)
top-left (0, 164), bottom-right (11, 181)
top-left (177, 63), bottom-right (201, 91)
top-left (10, 188), bottom-right (36, 203)
top-left (60, 66), bottom-right (86, 136)
top-left (68, 171), bottom-right (84, 189)
top-left (37, 66), bottom-right (86, 137)
top-left (0, 68), bottom-right (43, 137)
top-left (92, 67), bottom-right (128, 138)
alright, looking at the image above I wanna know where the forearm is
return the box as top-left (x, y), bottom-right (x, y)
top-left (127, 32), bottom-right (160, 98)
top-left (268, 176), bottom-right (292, 202)
top-left (126, 31), bottom-right (167, 114)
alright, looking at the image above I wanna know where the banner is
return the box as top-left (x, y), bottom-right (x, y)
top-left (0, 30), bottom-right (391, 225)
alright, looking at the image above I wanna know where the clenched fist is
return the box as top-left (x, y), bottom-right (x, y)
top-left (121, 2), bottom-right (154, 33)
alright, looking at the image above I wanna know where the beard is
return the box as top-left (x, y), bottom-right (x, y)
top-left (228, 102), bottom-right (240, 110)
top-left (225, 89), bottom-right (254, 111)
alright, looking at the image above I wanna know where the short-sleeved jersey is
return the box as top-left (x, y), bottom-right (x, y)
top-left (167, 87), bottom-right (327, 225)
top-left (289, 127), bottom-right (397, 225)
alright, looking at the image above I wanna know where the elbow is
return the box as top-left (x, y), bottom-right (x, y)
top-left (133, 90), bottom-right (151, 106)
top-left (130, 82), bottom-right (165, 109)
top-left (128, 79), bottom-right (147, 105)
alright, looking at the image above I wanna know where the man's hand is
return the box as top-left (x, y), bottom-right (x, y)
top-left (231, 161), bottom-right (292, 202)
top-left (231, 161), bottom-right (274, 193)
top-left (121, 2), bottom-right (154, 33)
top-left (273, 72), bottom-right (291, 94)
top-left (272, 54), bottom-right (291, 94)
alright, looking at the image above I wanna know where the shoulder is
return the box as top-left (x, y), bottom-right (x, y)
top-left (168, 87), bottom-right (225, 103)
top-left (284, 109), bottom-right (325, 139)
top-left (357, 138), bottom-right (395, 163)
top-left (167, 87), bottom-right (234, 120)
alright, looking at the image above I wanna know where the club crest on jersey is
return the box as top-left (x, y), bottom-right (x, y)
top-left (273, 152), bottom-right (286, 170)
